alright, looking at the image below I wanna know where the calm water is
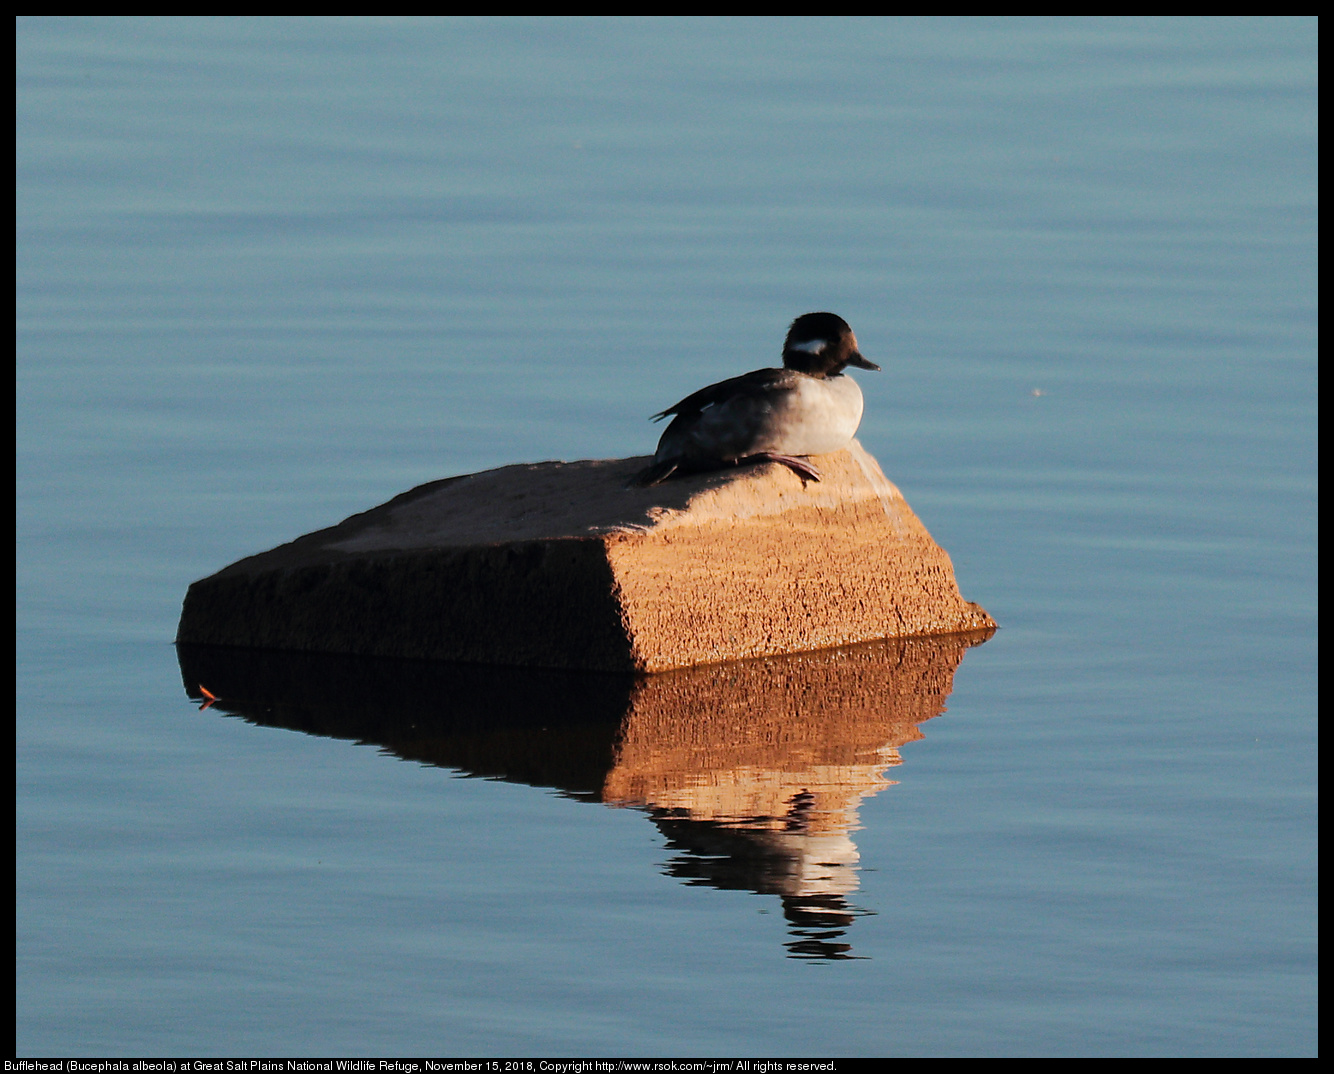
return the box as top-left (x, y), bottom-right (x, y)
top-left (16, 17), bottom-right (1317, 1057)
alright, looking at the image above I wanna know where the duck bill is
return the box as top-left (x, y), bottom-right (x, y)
top-left (847, 351), bottom-right (880, 371)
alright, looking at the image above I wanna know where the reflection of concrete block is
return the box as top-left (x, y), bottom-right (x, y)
top-left (177, 627), bottom-right (992, 958)
top-left (176, 440), bottom-right (994, 671)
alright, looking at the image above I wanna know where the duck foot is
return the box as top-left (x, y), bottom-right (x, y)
top-left (632, 453), bottom-right (821, 488)
top-left (742, 453), bottom-right (822, 482)
top-left (630, 460), bottom-right (680, 487)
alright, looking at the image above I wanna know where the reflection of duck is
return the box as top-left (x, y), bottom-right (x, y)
top-left (178, 629), bottom-right (991, 962)
top-left (636, 312), bottom-right (880, 486)
top-left (652, 806), bottom-right (871, 961)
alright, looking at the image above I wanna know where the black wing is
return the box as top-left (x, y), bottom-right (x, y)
top-left (651, 367), bottom-right (796, 422)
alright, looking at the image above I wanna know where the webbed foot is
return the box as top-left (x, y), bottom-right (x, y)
top-left (743, 453), bottom-right (822, 482)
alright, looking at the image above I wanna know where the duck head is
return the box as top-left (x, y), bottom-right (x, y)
top-left (781, 312), bottom-right (880, 377)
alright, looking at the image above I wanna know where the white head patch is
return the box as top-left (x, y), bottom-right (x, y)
top-left (788, 338), bottom-right (828, 355)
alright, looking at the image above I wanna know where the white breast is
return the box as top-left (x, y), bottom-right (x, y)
top-left (753, 374), bottom-right (864, 456)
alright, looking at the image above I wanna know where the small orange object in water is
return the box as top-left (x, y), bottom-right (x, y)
top-left (197, 684), bottom-right (218, 710)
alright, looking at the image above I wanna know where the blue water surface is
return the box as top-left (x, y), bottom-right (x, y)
top-left (16, 16), bottom-right (1317, 1057)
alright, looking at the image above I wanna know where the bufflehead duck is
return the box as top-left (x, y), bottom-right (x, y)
top-left (634, 312), bottom-right (880, 486)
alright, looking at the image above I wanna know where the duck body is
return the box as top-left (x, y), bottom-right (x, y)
top-left (651, 366), bottom-right (866, 464)
top-left (636, 312), bottom-right (878, 486)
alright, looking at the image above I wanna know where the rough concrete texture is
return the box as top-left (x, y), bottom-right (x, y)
top-left (176, 440), bottom-right (995, 671)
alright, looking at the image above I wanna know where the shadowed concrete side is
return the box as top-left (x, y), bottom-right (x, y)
top-left (177, 538), bottom-right (638, 670)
